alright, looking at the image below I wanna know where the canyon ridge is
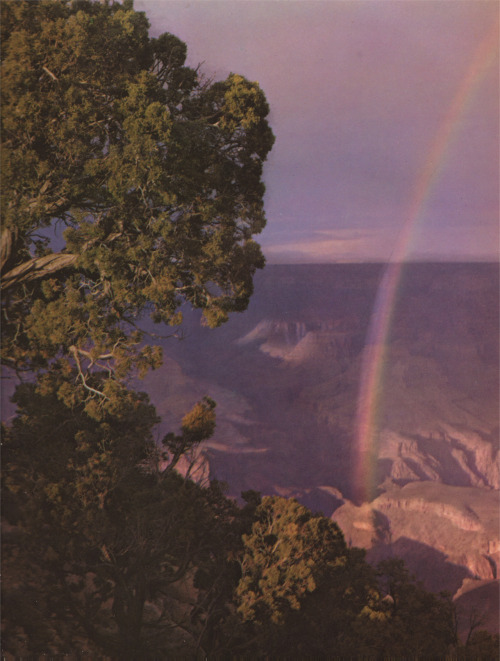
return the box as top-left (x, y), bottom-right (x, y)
top-left (142, 262), bottom-right (499, 630)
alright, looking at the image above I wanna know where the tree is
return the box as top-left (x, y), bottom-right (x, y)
top-left (1, 1), bottom-right (276, 656)
top-left (225, 496), bottom-right (381, 657)
top-left (375, 558), bottom-right (457, 658)
top-left (236, 496), bottom-right (349, 626)
top-left (461, 630), bottom-right (500, 660)
top-left (2, 369), bottom-right (235, 658)
top-left (204, 498), bottom-right (463, 659)
top-left (1, 0), bottom-right (274, 380)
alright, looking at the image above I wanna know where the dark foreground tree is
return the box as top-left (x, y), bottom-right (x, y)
top-left (1, 1), bottom-right (275, 656)
top-left (1, 0), bottom-right (274, 378)
top-left (5, 395), bottom-right (495, 660)
top-left (374, 558), bottom-right (457, 658)
top-left (459, 630), bottom-right (500, 660)
top-left (2, 370), bottom-right (234, 658)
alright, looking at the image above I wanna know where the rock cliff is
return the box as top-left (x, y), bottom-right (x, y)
top-left (332, 481), bottom-right (499, 593)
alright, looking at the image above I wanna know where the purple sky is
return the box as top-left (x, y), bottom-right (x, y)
top-left (136, 0), bottom-right (499, 263)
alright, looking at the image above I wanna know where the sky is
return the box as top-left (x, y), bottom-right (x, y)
top-left (136, 0), bottom-right (499, 263)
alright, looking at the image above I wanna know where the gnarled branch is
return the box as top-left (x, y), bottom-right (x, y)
top-left (2, 252), bottom-right (78, 290)
top-left (1, 232), bottom-right (124, 291)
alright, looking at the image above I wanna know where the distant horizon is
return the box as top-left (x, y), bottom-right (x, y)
top-left (264, 257), bottom-right (499, 266)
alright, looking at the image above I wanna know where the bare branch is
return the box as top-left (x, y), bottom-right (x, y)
top-left (42, 65), bottom-right (58, 81)
top-left (69, 345), bottom-right (109, 400)
top-left (2, 252), bottom-right (77, 290)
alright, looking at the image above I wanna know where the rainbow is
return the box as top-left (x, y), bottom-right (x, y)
top-left (354, 22), bottom-right (499, 503)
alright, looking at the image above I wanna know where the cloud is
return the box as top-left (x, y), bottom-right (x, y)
top-left (262, 228), bottom-right (388, 263)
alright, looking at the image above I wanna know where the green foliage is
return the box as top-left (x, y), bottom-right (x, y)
top-left (2, 371), bottom-right (233, 658)
top-left (222, 496), bottom-right (379, 657)
top-left (1, 0), bottom-right (274, 376)
top-left (161, 396), bottom-right (217, 475)
top-left (3, 392), bottom-right (481, 661)
top-left (236, 496), bottom-right (348, 624)
top-left (1, 2), bottom-right (275, 656)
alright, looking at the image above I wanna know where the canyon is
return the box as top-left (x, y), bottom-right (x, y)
top-left (142, 262), bottom-right (499, 627)
top-left (2, 262), bottom-right (496, 629)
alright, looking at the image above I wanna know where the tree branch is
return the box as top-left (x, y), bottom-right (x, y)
top-left (2, 232), bottom-right (124, 291)
top-left (2, 252), bottom-right (77, 290)
top-left (69, 345), bottom-right (110, 400)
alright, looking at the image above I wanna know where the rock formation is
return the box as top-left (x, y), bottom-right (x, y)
top-left (140, 262), bottom-right (498, 620)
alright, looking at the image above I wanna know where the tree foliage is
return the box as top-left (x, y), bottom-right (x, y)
top-left (2, 371), bottom-right (229, 658)
top-left (236, 496), bottom-right (356, 624)
top-left (1, 0), bottom-right (274, 379)
top-left (222, 496), bottom-right (379, 657)
top-left (4, 392), bottom-right (498, 659)
top-left (373, 558), bottom-right (457, 658)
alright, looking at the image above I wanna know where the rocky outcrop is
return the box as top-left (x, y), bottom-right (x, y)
top-left (332, 482), bottom-right (499, 593)
top-left (285, 331), bottom-right (353, 366)
top-left (441, 425), bottom-right (500, 489)
top-left (364, 427), bottom-right (495, 500)
top-left (237, 320), bottom-right (309, 357)
top-left (236, 318), bottom-right (359, 364)
top-left (377, 428), bottom-right (499, 490)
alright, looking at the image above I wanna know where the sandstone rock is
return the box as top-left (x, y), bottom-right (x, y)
top-left (332, 482), bottom-right (499, 593)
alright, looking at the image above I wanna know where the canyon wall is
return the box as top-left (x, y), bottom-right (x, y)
top-left (142, 263), bottom-right (498, 607)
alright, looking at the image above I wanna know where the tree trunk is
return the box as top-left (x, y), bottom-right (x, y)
top-left (1, 227), bottom-right (18, 274)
